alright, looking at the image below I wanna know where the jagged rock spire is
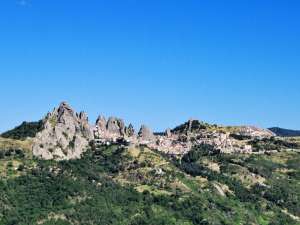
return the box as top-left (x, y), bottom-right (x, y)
top-left (32, 101), bottom-right (277, 161)
top-left (138, 125), bottom-right (154, 141)
top-left (107, 117), bottom-right (125, 136)
top-left (57, 102), bottom-right (75, 123)
top-left (33, 102), bottom-right (93, 161)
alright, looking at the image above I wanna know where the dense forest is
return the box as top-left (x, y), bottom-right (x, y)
top-left (0, 141), bottom-right (299, 225)
top-left (0, 121), bottom-right (299, 224)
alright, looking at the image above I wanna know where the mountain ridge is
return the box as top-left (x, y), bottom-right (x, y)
top-left (3, 102), bottom-right (300, 162)
top-left (268, 127), bottom-right (300, 137)
top-left (29, 102), bottom-right (283, 160)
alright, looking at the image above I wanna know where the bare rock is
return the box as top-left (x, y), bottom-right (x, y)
top-left (78, 111), bottom-right (94, 140)
top-left (32, 102), bottom-right (93, 161)
top-left (96, 115), bottom-right (107, 134)
top-left (106, 117), bottom-right (125, 136)
top-left (138, 125), bottom-right (155, 141)
top-left (237, 126), bottom-right (275, 138)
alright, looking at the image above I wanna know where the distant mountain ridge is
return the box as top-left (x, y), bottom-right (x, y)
top-left (269, 127), bottom-right (300, 137)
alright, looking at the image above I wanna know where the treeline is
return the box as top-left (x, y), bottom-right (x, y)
top-left (1, 120), bottom-right (43, 140)
top-left (1, 143), bottom-right (299, 225)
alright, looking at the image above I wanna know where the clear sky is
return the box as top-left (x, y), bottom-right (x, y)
top-left (0, 0), bottom-right (300, 133)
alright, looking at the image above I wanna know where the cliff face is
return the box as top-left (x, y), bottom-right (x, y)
top-left (33, 102), bottom-right (93, 160)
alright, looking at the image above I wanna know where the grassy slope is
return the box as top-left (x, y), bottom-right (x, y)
top-left (0, 139), bottom-right (299, 225)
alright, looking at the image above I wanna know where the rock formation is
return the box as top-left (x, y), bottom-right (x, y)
top-left (138, 125), bottom-right (155, 142)
top-left (95, 116), bottom-right (107, 134)
top-left (236, 126), bottom-right (275, 138)
top-left (32, 103), bottom-right (279, 161)
top-left (106, 117), bottom-right (125, 136)
top-left (94, 116), bottom-right (132, 142)
top-left (33, 102), bottom-right (93, 160)
top-left (78, 112), bottom-right (94, 140)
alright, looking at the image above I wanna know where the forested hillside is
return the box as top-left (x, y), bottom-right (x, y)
top-left (0, 140), bottom-right (299, 225)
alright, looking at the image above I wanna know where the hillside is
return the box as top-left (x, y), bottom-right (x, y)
top-left (0, 102), bottom-right (300, 225)
top-left (0, 140), bottom-right (300, 225)
top-left (269, 127), bottom-right (300, 137)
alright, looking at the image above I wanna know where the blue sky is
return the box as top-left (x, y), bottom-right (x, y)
top-left (0, 0), bottom-right (300, 132)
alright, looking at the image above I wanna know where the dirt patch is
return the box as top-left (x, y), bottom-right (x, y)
top-left (213, 182), bottom-right (234, 197)
top-left (201, 159), bottom-right (220, 173)
top-left (170, 179), bottom-right (191, 193)
top-left (37, 213), bottom-right (69, 225)
top-left (195, 176), bottom-right (208, 188)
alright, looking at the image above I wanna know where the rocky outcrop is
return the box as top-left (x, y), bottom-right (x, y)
top-left (138, 125), bottom-right (155, 142)
top-left (95, 116), bottom-right (107, 134)
top-left (32, 103), bottom-right (280, 160)
top-left (78, 112), bottom-right (94, 140)
top-left (236, 126), bottom-right (275, 138)
top-left (94, 116), bottom-right (132, 141)
top-left (33, 102), bottom-right (93, 160)
top-left (107, 117), bottom-right (125, 136)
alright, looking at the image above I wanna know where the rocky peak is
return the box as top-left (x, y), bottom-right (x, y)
top-left (57, 102), bottom-right (75, 122)
top-left (94, 116), bottom-right (130, 140)
top-left (78, 111), bottom-right (93, 140)
top-left (33, 102), bottom-right (93, 161)
top-left (32, 102), bottom-right (280, 161)
top-left (106, 117), bottom-right (125, 136)
top-left (138, 125), bottom-right (155, 141)
top-left (96, 116), bottom-right (107, 132)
